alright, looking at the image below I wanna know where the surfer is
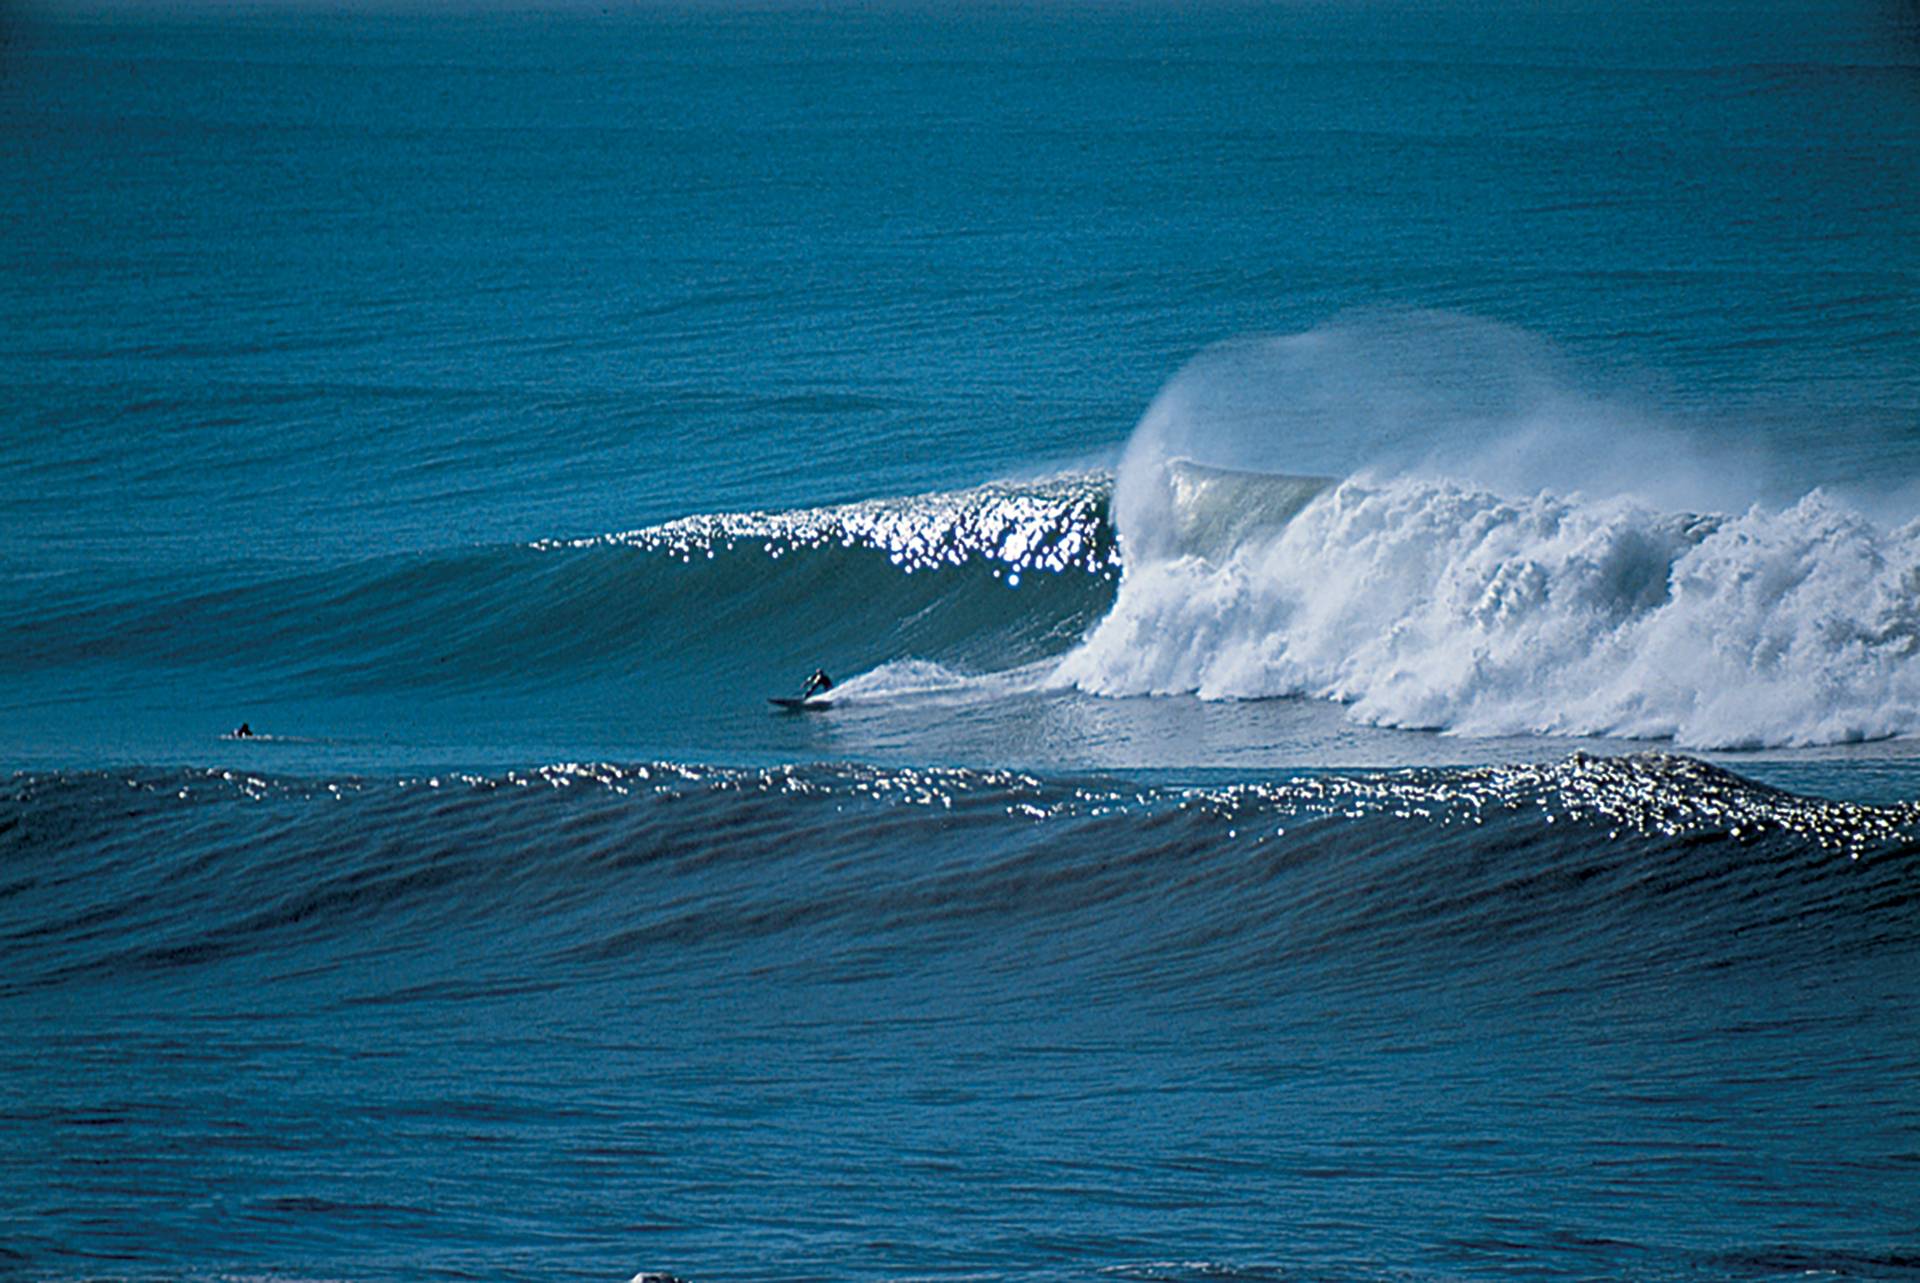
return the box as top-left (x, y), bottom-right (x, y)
top-left (234, 722), bottom-right (254, 738)
top-left (802, 668), bottom-right (834, 698)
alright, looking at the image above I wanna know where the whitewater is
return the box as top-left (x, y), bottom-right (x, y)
top-left (1059, 473), bottom-right (1920, 748)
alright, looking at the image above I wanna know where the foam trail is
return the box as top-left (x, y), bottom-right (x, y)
top-left (830, 658), bottom-right (1059, 706)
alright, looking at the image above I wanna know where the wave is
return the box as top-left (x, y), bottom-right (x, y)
top-left (4, 753), bottom-right (1913, 1001)
top-left (16, 462), bottom-right (1920, 754)
top-left (535, 471), bottom-right (1117, 581)
top-left (11, 331), bottom-right (1920, 753)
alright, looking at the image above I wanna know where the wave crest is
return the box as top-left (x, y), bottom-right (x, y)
top-left (535, 473), bottom-right (1118, 581)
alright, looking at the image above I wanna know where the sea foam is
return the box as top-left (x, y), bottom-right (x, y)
top-left (1060, 472), bottom-right (1920, 749)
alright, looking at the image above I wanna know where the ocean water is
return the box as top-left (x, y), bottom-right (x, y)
top-left (3, 2), bottom-right (1919, 1280)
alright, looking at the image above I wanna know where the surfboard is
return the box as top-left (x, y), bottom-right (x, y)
top-left (769, 697), bottom-right (832, 711)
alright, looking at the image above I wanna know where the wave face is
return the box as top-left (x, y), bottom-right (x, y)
top-left (520, 473), bottom-right (1121, 683)
top-left (6, 755), bottom-right (1913, 1001)
top-left (4, 475), bottom-right (1116, 702)
top-left (1060, 475), bottom-right (1920, 748)
top-left (4, 754), bottom-right (1917, 1282)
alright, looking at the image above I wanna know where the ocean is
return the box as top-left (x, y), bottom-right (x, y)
top-left (2, 2), bottom-right (1918, 1280)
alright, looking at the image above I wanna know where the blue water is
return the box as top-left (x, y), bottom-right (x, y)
top-left (3, 3), bottom-right (1919, 1280)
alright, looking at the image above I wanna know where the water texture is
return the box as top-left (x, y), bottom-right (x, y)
top-left (2, 3), bottom-right (1918, 1281)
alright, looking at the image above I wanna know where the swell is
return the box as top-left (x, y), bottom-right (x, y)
top-left (1, 475), bottom-right (1118, 696)
top-left (3, 754), bottom-right (1914, 1002)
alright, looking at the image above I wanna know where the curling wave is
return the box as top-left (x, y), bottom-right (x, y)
top-left (1056, 315), bottom-right (1920, 750)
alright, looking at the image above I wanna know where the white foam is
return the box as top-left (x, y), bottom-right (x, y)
top-left (1059, 475), bottom-right (1920, 749)
top-left (832, 657), bottom-right (1059, 706)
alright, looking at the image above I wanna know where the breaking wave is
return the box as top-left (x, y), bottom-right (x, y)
top-left (14, 317), bottom-right (1920, 753)
top-left (1059, 475), bottom-right (1920, 748)
top-left (1058, 317), bottom-right (1920, 750)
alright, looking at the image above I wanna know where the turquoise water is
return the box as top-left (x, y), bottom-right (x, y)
top-left (2, 4), bottom-right (1918, 1280)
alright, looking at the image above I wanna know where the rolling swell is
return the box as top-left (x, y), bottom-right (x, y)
top-left (4, 754), bottom-right (1913, 1003)
top-left (4, 476), bottom-right (1118, 696)
top-left (7, 752), bottom-right (1916, 1283)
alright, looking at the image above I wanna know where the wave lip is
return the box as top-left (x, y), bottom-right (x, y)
top-left (533, 472), bottom-right (1118, 582)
